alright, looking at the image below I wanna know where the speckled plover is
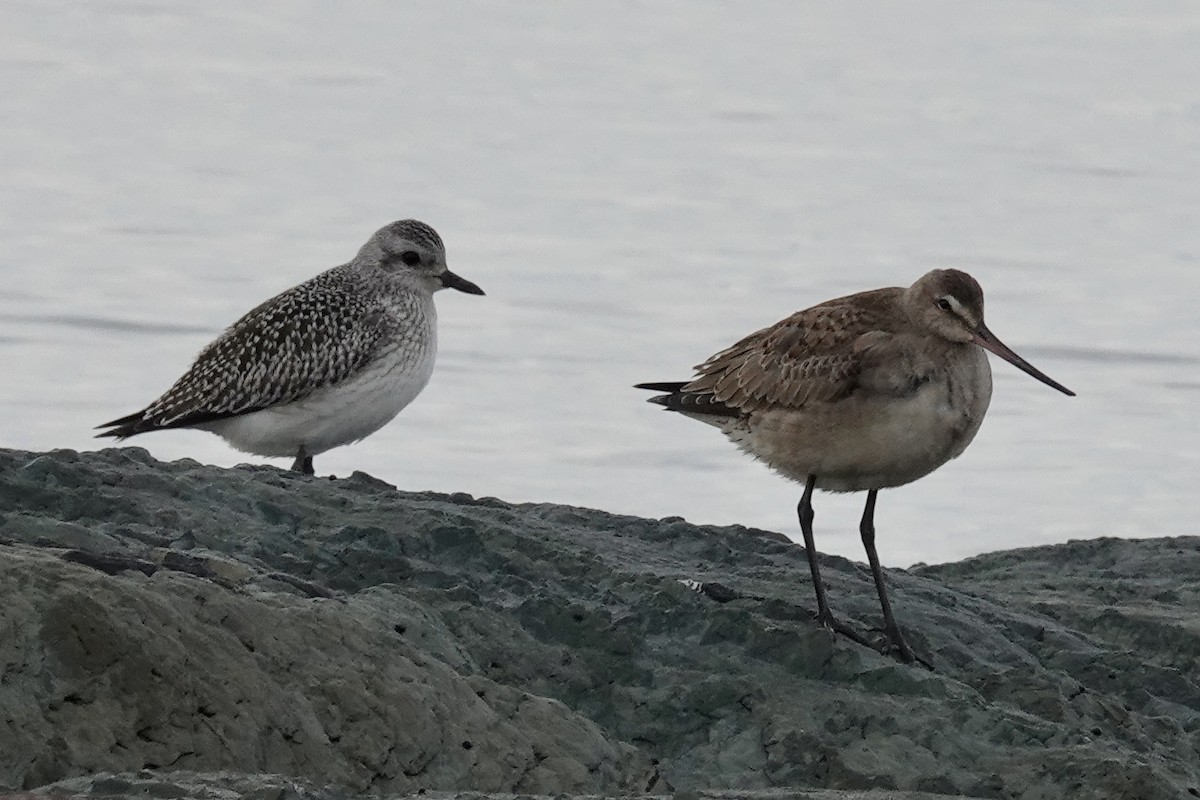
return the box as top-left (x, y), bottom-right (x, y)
top-left (637, 269), bottom-right (1073, 663)
top-left (97, 219), bottom-right (484, 475)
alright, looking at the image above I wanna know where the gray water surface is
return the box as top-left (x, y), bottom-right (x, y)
top-left (3, 1), bottom-right (1198, 566)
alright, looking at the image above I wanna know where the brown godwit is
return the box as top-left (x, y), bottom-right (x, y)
top-left (637, 268), bottom-right (1073, 663)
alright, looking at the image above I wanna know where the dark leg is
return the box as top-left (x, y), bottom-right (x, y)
top-left (290, 447), bottom-right (314, 476)
top-left (798, 476), bottom-right (873, 649)
top-left (797, 475), bottom-right (833, 625)
top-left (859, 490), bottom-right (920, 665)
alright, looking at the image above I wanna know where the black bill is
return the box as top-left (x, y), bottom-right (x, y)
top-left (972, 324), bottom-right (1075, 396)
top-left (441, 269), bottom-right (485, 295)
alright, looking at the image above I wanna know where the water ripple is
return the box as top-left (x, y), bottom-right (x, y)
top-left (1030, 345), bottom-right (1199, 366)
top-left (8, 313), bottom-right (212, 336)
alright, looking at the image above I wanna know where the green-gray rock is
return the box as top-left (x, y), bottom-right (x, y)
top-left (1, 447), bottom-right (1197, 800)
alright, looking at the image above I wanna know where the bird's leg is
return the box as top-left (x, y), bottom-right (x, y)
top-left (290, 446), bottom-right (314, 476)
top-left (859, 490), bottom-right (923, 665)
top-left (797, 475), bottom-right (834, 626)
top-left (797, 477), bottom-right (875, 650)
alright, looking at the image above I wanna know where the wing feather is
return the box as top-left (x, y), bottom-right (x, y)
top-left (681, 288), bottom-right (900, 414)
top-left (100, 270), bottom-right (393, 436)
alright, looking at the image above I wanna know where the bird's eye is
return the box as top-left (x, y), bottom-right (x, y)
top-left (399, 250), bottom-right (421, 266)
top-left (936, 297), bottom-right (953, 312)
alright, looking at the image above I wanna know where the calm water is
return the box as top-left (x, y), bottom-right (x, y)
top-left (3, 2), bottom-right (1198, 566)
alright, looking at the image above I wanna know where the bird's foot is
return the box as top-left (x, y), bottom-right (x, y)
top-left (817, 612), bottom-right (934, 669)
top-left (876, 625), bottom-right (933, 670)
top-left (814, 609), bottom-right (877, 652)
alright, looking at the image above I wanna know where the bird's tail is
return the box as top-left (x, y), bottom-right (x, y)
top-left (94, 410), bottom-right (151, 440)
top-left (634, 381), bottom-right (688, 396)
top-left (634, 381), bottom-right (738, 417)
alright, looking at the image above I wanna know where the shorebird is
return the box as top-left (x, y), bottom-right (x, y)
top-left (637, 269), bottom-right (1073, 663)
top-left (97, 219), bottom-right (484, 475)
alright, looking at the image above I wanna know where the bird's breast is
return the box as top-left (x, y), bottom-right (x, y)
top-left (732, 345), bottom-right (994, 491)
top-left (203, 294), bottom-right (440, 458)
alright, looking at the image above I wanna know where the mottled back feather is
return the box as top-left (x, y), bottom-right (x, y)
top-left (667, 287), bottom-right (906, 416)
top-left (100, 268), bottom-right (397, 435)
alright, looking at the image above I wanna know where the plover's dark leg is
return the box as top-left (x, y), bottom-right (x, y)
top-left (291, 446), bottom-right (314, 475)
top-left (859, 490), bottom-right (922, 665)
top-left (798, 476), bottom-right (873, 650)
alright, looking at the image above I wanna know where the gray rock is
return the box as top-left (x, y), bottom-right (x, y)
top-left (1, 447), bottom-right (1198, 799)
top-left (31, 770), bottom-right (988, 800)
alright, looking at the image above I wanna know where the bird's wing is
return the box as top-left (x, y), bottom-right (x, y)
top-left (682, 291), bottom-right (898, 414)
top-left (111, 275), bottom-right (392, 433)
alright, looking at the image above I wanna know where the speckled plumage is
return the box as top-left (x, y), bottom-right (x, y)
top-left (637, 269), bottom-right (1073, 663)
top-left (97, 219), bottom-right (484, 474)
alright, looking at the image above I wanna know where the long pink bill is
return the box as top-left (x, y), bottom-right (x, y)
top-left (972, 325), bottom-right (1075, 396)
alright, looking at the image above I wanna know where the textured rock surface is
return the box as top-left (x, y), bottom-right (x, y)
top-left (1, 447), bottom-right (1198, 799)
top-left (29, 770), bottom-right (992, 800)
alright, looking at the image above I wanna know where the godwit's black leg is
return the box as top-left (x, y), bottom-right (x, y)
top-left (798, 475), bottom-right (873, 650)
top-left (859, 489), bottom-right (922, 665)
top-left (797, 475), bottom-right (832, 624)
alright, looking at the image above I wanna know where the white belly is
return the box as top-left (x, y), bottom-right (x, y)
top-left (202, 340), bottom-right (436, 458)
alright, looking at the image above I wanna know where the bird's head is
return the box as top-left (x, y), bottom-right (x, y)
top-left (357, 219), bottom-right (485, 297)
top-left (906, 268), bottom-right (986, 344)
top-left (906, 268), bottom-right (1074, 396)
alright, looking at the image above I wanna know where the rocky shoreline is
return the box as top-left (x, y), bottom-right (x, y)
top-left (1, 447), bottom-right (1197, 799)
